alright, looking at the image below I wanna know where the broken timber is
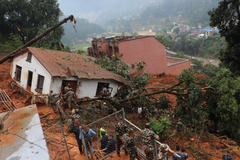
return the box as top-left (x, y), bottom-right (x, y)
top-left (0, 89), bottom-right (17, 110)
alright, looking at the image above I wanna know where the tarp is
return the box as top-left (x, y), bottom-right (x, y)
top-left (0, 105), bottom-right (50, 160)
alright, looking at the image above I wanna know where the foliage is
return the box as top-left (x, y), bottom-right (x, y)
top-left (171, 35), bottom-right (226, 59)
top-left (206, 68), bottom-right (240, 139)
top-left (94, 54), bottom-right (130, 79)
top-left (150, 117), bottom-right (171, 137)
top-left (0, 0), bottom-right (64, 50)
top-left (208, 0), bottom-right (240, 75)
top-left (174, 68), bottom-right (240, 139)
top-left (130, 61), bottom-right (151, 91)
top-left (155, 34), bottom-right (172, 49)
top-left (175, 69), bottom-right (209, 129)
top-left (141, 0), bottom-right (218, 26)
top-left (192, 59), bottom-right (220, 78)
top-left (0, 33), bottom-right (22, 54)
top-left (154, 95), bottom-right (169, 110)
top-left (94, 55), bottom-right (151, 105)
top-left (61, 17), bottom-right (105, 46)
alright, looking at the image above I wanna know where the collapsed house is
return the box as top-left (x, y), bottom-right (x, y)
top-left (87, 36), bottom-right (191, 76)
top-left (10, 47), bottom-right (130, 98)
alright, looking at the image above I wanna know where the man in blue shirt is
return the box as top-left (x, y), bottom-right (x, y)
top-left (101, 134), bottom-right (116, 155)
top-left (79, 125), bottom-right (96, 154)
top-left (223, 151), bottom-right (233, 160)
top-left (172, 145), bottom-right (183, 160)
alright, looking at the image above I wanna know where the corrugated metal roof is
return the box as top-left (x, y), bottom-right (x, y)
top-left (0, 104), bottom-right (50, 160)
top-left (21, 47), bottom-right (130, 85)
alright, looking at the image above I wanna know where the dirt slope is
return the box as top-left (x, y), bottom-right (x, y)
top-left (1, 58), bottom-right (240, 160)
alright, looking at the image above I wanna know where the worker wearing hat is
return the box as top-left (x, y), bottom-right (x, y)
top-left (141, 122), bottom-right (159, 160)
top-left (101, 134), bottom-right (116, 155)
top-left (122, 128), bottom-right (138, 160)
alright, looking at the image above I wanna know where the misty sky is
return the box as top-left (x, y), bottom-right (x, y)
top-left (57, 0), bottom-right (161, 24)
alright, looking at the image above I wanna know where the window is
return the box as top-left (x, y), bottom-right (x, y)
top-left (95, 82), bottom-right (109, 97)
top-left (36, 74), bottom-right (44, 92)
top-left (26, 52), bottom-right (32, 62)
top-left (14, 65), bottom-right (22, 82)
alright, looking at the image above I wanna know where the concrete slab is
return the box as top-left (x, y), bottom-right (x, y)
top-left (0, 105), bottom-right (50, 160)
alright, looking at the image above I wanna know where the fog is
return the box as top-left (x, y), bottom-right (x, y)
top-left (58, 0), bottom-right (162, 25)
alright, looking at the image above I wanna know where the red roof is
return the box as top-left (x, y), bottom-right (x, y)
top-left (18, 47), bottom-right (130, 85)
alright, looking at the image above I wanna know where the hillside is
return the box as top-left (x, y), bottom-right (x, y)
top-left (141, 0), bottom-right (219, 26)
top-left (0, 58), bottom-right (240, 160)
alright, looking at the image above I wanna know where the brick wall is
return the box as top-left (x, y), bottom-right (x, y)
top-left (119, 37), bottom-right (167, 75)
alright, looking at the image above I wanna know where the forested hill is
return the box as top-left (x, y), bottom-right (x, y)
top-left (141, 0), bottom-right (219, 26)
top-left (61, 16), bottom-right (105, 45)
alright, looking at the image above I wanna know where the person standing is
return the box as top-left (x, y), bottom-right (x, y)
top-left (123, 128), bottom-right (138, 160)
top-left (48, 90), bottom-right (60, 112)
top-left (138, 106), bottom-right (142, 119)
top-left (131, 106), bottom-right (135, 119)
top-left (55, 98), bottom-right (65, 120)
top-left (181, 147), bottom-right (188, 159)
top-left (176, 118), bottom-right (184, 137)
top-left (79, 124), bottom-right (96, 156)
top-left (172, 145), bottom-right (183, 160)
top-left (64, 83), bottom-right (70, 94)
top-left (141, 122), bottom-right (159, 160)
top-left (63, 88), bottom-right (77, 110)
top-left (73, 119), bottom-right (83, 155)
top-left (222, 151), bottom-right (233, 160)
top-left (115, 116), bottom-right (128, 156)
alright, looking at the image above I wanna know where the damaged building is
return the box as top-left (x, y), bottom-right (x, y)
top-left (10, 47), bottom-right (130, 98)
top-left (87, 36), bottom-right (191, 76)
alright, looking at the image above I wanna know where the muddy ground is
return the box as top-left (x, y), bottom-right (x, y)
top-left (0, 59), bottom-right (240, 160)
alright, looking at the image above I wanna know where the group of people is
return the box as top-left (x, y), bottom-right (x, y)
top-left (137, 106), bottom-right (170, 121)
top-left (158, 144), bottom-right (188, 160)
top-left (48, 84), bottom-right (77, 119)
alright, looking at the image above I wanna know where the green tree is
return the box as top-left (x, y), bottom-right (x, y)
top-left (155, 34), bottom-right (172, 49)
top-left (208, 0), bottom-right (240, 75)
top-left (206, 68), bottom-right (240, 139)
top-left (176, 69), bottom-right (209, 129)
top-left (94, 55), bottom-right (151, 92)
top-left (0, 0), bottom-right (63, 50)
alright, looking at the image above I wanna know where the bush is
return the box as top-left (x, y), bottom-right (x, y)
top-left (150, 117), bottom-right (171, 137)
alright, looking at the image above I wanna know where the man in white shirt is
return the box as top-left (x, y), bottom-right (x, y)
top-left (138, 106), bottom-right (142, 119)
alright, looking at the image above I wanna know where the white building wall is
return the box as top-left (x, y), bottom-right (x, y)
top-left (11, 51), bottom-right (121, 98)
top-left (50, 77), bottom-right (119, 99)
top-left (11, 52), bottom-right (52, 95)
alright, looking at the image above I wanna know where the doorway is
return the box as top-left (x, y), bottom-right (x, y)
top-left (27, 71), bottom-right (33, 90)
top-left (61, 80), bottom-right (78, 94)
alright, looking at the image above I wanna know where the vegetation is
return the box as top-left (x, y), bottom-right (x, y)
top-left (174, 68), bottom-right (240, 140)
top-left (150, 117), bottom-right (171, 137)
top-left (141, 0), bottom-right (218, 26)
top-left (208, 0), bottom-right (240, 75)
top-left (0, 0), bottom-right (64, 50)
top-left (61, 17), bottom-right (105, 46)
top-left (94, 54), bottom-right (151, 91)
top-left (159, 33), bottom-right (227, 59)
top-left (192, 59), bottom-right (220, 78)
